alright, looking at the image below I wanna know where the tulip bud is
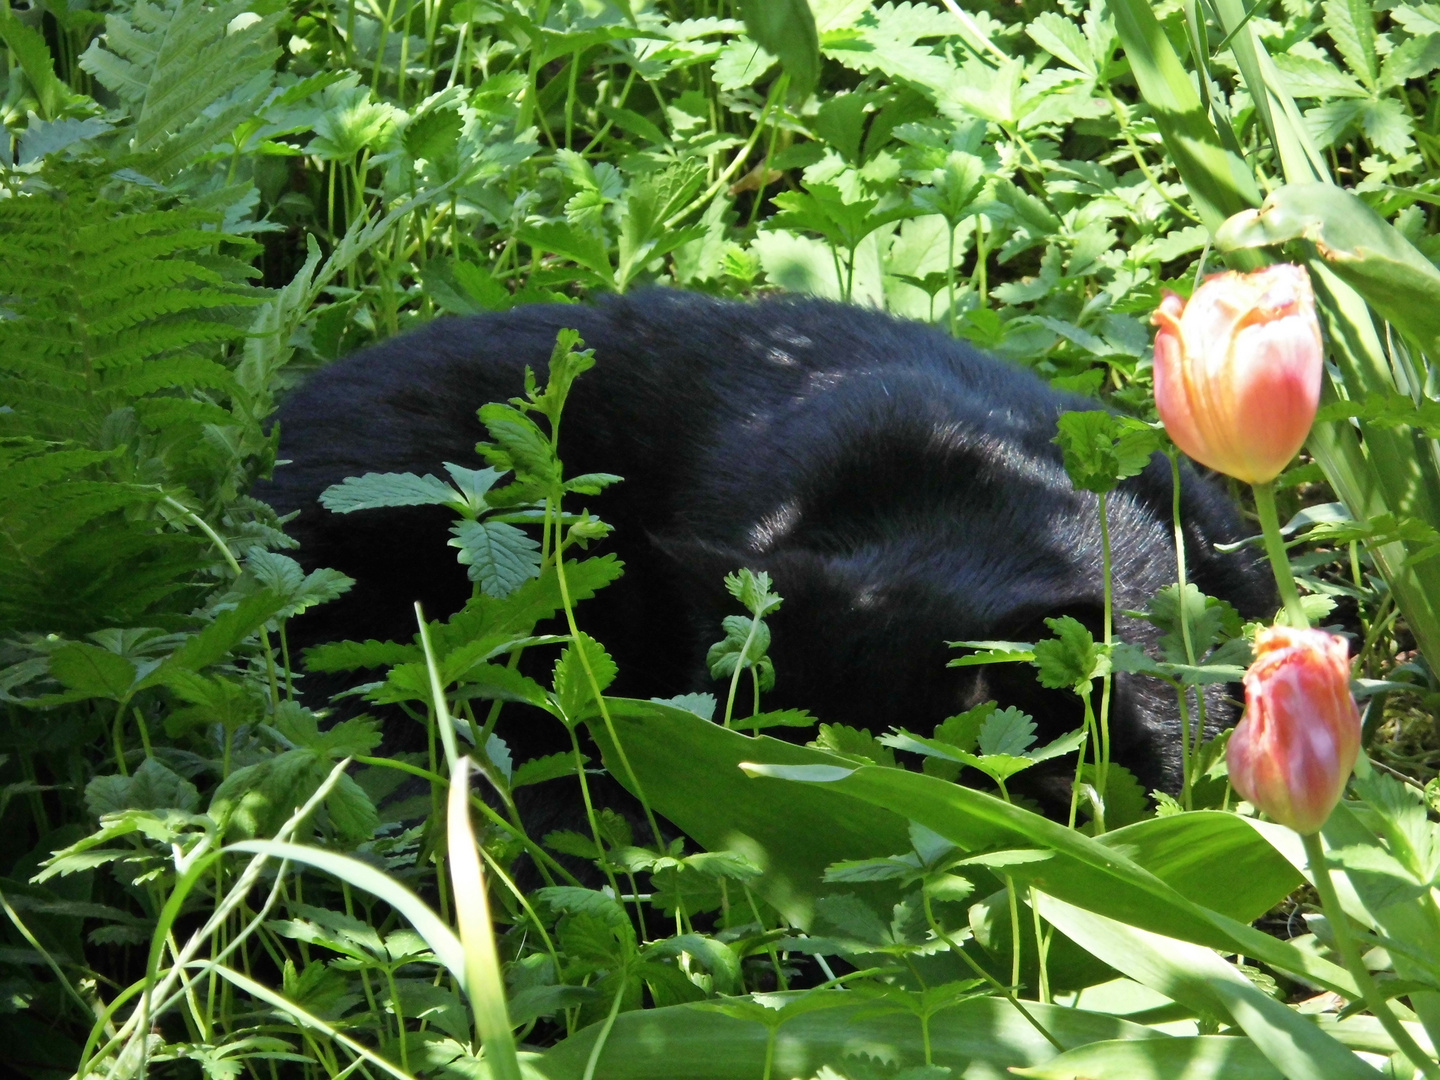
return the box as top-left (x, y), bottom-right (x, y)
top-left (1228, 626), bottom-right (1361, 834)
top-left (1152, 264), bottom-right (1323, 484)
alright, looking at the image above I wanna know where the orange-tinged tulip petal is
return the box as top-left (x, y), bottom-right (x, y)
top-left (1152, 264), bottom-right (1323, 484)
top-left (1228, 626), bottom-right (1361, 834)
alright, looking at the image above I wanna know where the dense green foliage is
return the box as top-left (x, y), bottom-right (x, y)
top-left (6, 0), bottom-right (1440, 1077)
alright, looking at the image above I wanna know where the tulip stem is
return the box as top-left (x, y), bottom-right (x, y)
top-left (1251, 482), bottom-right (1308, 629)
top-left (1300, 830), bottom-right (1440, 1080)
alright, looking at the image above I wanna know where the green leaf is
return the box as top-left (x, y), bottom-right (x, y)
top-left (738, 0), bottom-right (819, 100)
top-left (1012, 1035), bottom-right (1284, 1079)
top-left (1035, 894), bottom-right (1385, 1080)
top-left (449, 521), bottom-right (542, 598)
top-left (48, 642), bottom-right (137, 700)
top-left (79, 0), bottom-right (282, 178)
top-left (1218, 182), bottom-right (1440, 359)
top-left (147, 590), bottom-right (288, 684)
top-left (552, 632), bottom-right (618, 722)
top-left (231, 840), bottom-right (464, 984)
top-left (723, 569), bottom-right (783, 618)
top-left (512, 752), bottom-right (580, 789)
top-left (589, 702), bottom-right (1301, 938)
top-left (247, 551), bottom-right (354, 619)
top-left (1322, 0), bottom-right (1378, 89)
top-left (810, 724), bottom-right (897, 767)
top-left (739, 760), bottom-right (1333, 988)
top-left (976, 706), bottom-right (1037, 757)
top-left (0, 12), bottom-right (73, 120)
top-left (1053, 411), bottom-right (1161, 495)
top-left (1027, 12), bottom-right (1097, 77)
top-left (303, 638), bottom-right (419, 674)
top-left (319, 471), bottom-right (463, 514)
top-left (1032, 616), bottom-right (1104, 690)
top-left (537, 993), bottom-right (1163, 1079)
top-left (1271, 54), bottom-right (1368, 99)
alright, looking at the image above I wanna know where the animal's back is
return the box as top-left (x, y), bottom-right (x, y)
top-left (257, 290), bottom-right (1271, 797)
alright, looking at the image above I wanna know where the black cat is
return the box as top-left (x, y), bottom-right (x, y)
top-left (256, 289), bottom-right (1272, 803)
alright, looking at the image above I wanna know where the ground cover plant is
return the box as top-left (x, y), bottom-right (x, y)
top-left (7, 0), bottom-right (1440, 1076)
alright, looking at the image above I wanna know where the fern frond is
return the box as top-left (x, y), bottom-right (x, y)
top-left (79, 0), bottom-right (281, 179)
top-left (0, 162), bottom-right (269, 633)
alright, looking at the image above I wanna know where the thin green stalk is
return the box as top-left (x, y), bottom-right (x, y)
top-left (567, 724), bottom-right (624, 902)
top-left (945, 223), bottom-right (958, 336)
top-left (745, 885), bottom-right (788, 991)
top-left (1030, 886), bottom-right (1052, 1004)
top-left (1252, 481), bottom-right (1308, 628)
top-left (580, 971), bottom-right (627, 1080)
top-left (1096, 490), bottom-right (1113, 818)
top-left (973, 212), bottom-right (988, 308)
top-left (553, 524), bottom-right (664, 850)
top-left (1301, 831), bottom-right (1440, 1080)
top-left (1006, 874), bottom-right (1022, 988)
top-left (723, 612), bottom-right (765, 729)
top-left (1168, 453), bottom-right (1202, 805)
top-left (920, 891), bottom-right (1064, 1050)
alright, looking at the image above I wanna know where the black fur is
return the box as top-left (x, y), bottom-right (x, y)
top-left (256, 290), bottom-right (1273, 803)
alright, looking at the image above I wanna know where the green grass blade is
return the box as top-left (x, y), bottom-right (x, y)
top-left (1104, 0), bottom-right (1261, 230)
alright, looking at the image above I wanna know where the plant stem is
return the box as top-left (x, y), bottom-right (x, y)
top-left (1301, 831), bottom-right (1440, 1080)
top-left (1252, 481), bottom-right (1308, 628)
top-left (921, 891), bottom-right (1064, 1051)
top-left (1169, 453), bottom-right (1201, 807)
top-left (1096, 490), bottom-right (1113, 819)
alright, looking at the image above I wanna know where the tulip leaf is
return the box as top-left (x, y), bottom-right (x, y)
top-left (1216, 182), bottom-right (1440, 357)
top-left (587, 702), bottom-right (1307, 948)
top-left (736, 759), bottom-right (1348, 992)
top-left (535, 993), bottom-right (1164, 1079)
top-left (1011, 1034), bottom-right (1284, 1080)
top-left (1033, 893), bottom-right (1388, 1080)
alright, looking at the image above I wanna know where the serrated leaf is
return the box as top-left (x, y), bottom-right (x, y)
top-left (976, 707), bottom-right (1037, 757)
top-left (1032, 616), bottom-right (1104, 690)
top-left (449, 520), bottom-right (542, 598)
top-left (1272, 54), bottom-right (1368, 99)
top-left (810, 724), bottom-right (897, 767)
top-left (1323, 0), bottom-right (1377, 87)
top-left (552, 632), bottom-right (618, 721)
top-left (1027, 12), bottom-right (1095, 76)
top-left (319, 471), bottom-right (461, 513)
top-left (303, 638), bottom-right (419, 673)
top-left (513, 752), bottom-right (581, 789)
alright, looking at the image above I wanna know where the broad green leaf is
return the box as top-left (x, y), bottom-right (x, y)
top-left (589, 702), bottom-right (1302, 939)
top-left (1218, 182), bottom-right (1440, 359)
top-left (739, 761), bottom-right (1344, 992)
top-left (535, 994), bottom-right (1163, 1079)
top-left (587, 699), bottom-right (911, 927)
top-left (738, 0), bottom-right (819, 100)
top-left (1035, 894), bottom-right (1386, 1080)
top-left (1013, 1034), bottom-right (1284, 1079)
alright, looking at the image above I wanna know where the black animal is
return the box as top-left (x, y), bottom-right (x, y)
top-left (257, 290), bottom-right (1272, 804)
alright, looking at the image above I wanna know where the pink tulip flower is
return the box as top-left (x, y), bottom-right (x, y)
top-left (1152, 264), bottom-right (1323, 484)
top-left (1228, 626), bottom-right (1361, 834)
